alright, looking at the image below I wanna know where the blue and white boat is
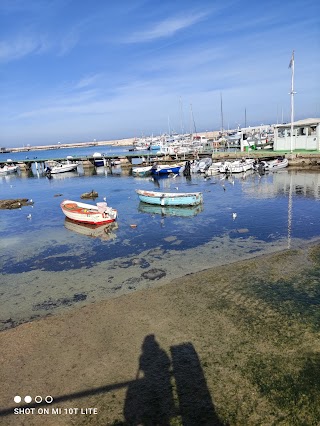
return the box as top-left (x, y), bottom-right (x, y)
top-left (136, 189), bottom-right (203, 206)
top-left (151, 164), bottom-right (181, 175)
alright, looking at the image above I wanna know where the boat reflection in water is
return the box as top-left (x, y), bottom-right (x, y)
top-left (64, 218), bottom-right (118, 240)
top-left (138, 202), bottom-right (203, 217)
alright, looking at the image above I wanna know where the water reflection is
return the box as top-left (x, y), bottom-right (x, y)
top-left (138, 202), bottom-right (203, 217)
top-left (64, 218), bottom-right (118, 240)
top-left (243, 170), bottom-right (320, 199)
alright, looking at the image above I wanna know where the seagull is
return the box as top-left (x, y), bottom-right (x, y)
top-left (232, 212), bottom-right (237, 220)
top-left (103, 197), bottom-right (107, 202)
top-left (27, 214), bottom-right (32, 219)
top-left (174, 187), bottom-right (179, 190)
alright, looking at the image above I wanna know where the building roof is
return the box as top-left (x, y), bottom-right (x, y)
top-left (276, 118), bottom-right (320, 128)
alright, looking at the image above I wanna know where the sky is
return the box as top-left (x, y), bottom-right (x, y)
top-left (1, 0), bottom-right (320, 147)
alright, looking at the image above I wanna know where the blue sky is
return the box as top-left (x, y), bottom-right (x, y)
top-left (1, 0), bottom-right (320, 147)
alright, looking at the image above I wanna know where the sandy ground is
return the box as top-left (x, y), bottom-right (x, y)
top-left (1, 243), bottom-right (320, 425)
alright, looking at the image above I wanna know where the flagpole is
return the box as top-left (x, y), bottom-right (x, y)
top-left (289, 50), bottom-right (295, 154)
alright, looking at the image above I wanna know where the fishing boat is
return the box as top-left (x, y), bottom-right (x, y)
top-left (60, 200), bottom-right (117, 225)
top-left (132, 165), bottom-right (153, 177)
top-left (151, 164), bottom-right (181, 175)
top-left (45, 160), bottom-right (78, 175)
top-left (64, 218), bottom-right (118, 240)
top-left (136, 189), bottom-right (203, 206)
top-left (138, 202), bottom-right (203, 217)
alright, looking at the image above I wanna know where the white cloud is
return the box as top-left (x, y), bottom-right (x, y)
top-left (126, 12), bottom-right (209, 43)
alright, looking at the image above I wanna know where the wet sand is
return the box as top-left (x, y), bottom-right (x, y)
top-left (1, 242), bottom-right (320, 425)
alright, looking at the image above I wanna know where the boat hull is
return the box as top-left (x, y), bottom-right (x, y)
top-left (151, 165), bottom-right (181, 175)
top-left (132, 166), bottom-right (153, 177)
top-left (50, 164), bottom-right (78, 174)
top-left (136, 190), bottom-right (203, 206)
top-left (60, 200), bottom-right (117, 225)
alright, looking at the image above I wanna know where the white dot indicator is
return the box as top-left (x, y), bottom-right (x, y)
top-left (24, 396), bottom-right (32, 403)
top-left (45, 396), bottom-right (53, 404)
top-left (35, 396), bottom-right (42, 403)
top-left (14, 396), bottom-right (21, 403)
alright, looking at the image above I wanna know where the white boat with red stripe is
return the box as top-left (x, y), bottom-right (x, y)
top-left (60, 200), bottom-right (117, 225)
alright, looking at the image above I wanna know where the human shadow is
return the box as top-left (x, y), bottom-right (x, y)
top-left (124, 335), bottom-right (225, 425)
top-left (171, 342), bottom-right (225, 425)
top-left (123, 334), bottom-right (174, 425)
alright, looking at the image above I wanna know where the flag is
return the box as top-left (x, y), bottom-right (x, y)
top-left (288, 50), bottom-right (294, 69)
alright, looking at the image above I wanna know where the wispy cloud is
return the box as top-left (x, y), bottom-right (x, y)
top-left (0, 35), bottom-right (48, 62)
top-left (125, 11), bottom-right (209, 43)
top-left (73, 73), bottom-right (102, 89)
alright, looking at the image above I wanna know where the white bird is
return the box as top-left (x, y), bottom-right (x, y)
top-left (232, 212), bottom-right (237, 220)
top-left (27, 214), bottom-right (32, 219)
top-left (103, 197), bottom-right (107, 201)
top-left (30, 199), bottom-right (33, 203)
top-left (174, 187), bottom-right (179, 190)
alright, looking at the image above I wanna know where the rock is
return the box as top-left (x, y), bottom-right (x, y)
top-left (141, 268), bottom-right (166, 280)
top-left (81, 190), bottom-right (98, 199)
top-left (0, 199), bottom-right (34, 209)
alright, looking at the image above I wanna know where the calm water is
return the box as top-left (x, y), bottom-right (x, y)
top-left (1, 148), bottom-right (320, 329)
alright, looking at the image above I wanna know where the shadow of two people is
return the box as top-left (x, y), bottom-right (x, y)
top-left (124, 334), bottom-right (225, 425)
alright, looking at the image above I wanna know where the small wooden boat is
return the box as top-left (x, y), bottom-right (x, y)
top-left (136, 189), bottom-right (203, 206)
top-left (60, 200), bottom-right (117, 225)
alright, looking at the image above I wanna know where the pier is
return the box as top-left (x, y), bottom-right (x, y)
top-left (1, 151), bottom-right (320, 172)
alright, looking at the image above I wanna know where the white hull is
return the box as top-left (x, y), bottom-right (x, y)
top-left (50, 163), bottom-right (78, 174)
top-left (60, 200), bottom-right (117, 225)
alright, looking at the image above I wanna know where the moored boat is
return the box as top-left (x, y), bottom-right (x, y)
top-left (136, 189), bottom-right (203, 206)
top-left (132, 165), bottom-right (153, 177)
top-left (60, 200), bottom-right (117, 225)
top-left (253, 157), bottom-right (289, 173)
top-left (45, 160), bottom-right (78, 175)
top-left (151, 164), bottom-right (181, 175)
top-left (266, 157), bottom-right (289, 171)
top-left (0, 163), bottom-right (19, 175)
top-left (219, 158), bottom-right (255, 174)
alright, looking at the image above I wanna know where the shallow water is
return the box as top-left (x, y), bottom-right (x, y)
top-left (1, 163), bottom-right (320, 330)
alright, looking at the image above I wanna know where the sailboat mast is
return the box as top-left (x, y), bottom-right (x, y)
top-left (179, 97), bottom-right (184, 135)
top-left (190, 104), bottom-right (197, 135)
top-left (220, 92), bottom-right (224, 133)
top-left (289, 50), bottom-right (296, 153)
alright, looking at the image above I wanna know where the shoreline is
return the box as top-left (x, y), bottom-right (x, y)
top-left (1, 240), bottom-right (320, 425)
